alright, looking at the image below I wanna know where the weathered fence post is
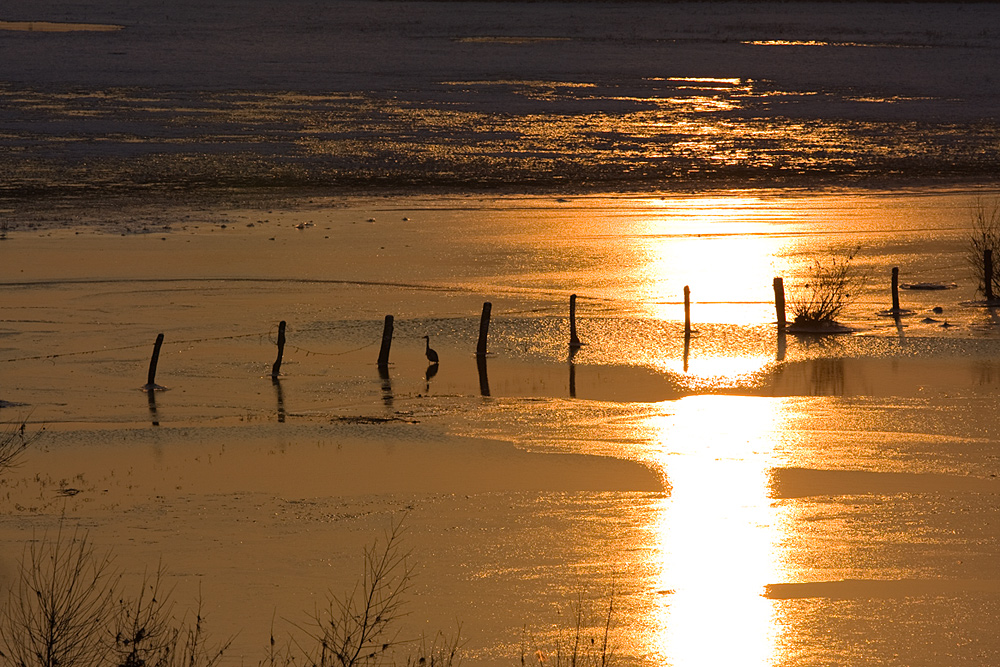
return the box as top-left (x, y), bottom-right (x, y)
top-left (377, 315), bottom-right (394, 368)
top-left (683, 286), bottom-right (692, 337)
top-left (891, 267), bottom-right (900, 313)
top-left (986, 249), bottom-right (995, 302)
top-left (145, 333), bottom-right (164, 388)
top-left (569, 294), bottom-right (582, 349)
top-left (477, 302), bottom-right (492, 357)
top-left (773, 277), bottom-right (786, 330)
top-left (271, 320), bottom-right (286, 378)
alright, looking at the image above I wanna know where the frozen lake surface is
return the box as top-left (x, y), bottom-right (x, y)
top-left (1, 192), bottom-right (1000, 665)
top-left (2, 1), bottom-right (1000, 665)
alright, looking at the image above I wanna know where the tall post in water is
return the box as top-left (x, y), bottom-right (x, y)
top-left (477, 302), bottom-right (492, 358)
top-left (271, 320), bottom-right (286, 378)
top-left (146, 333), bottom-right (164, 388)
top-left (377, 315), bottom-right (394, 368)
top-left (683, 286), bottom-right (691, 337)
top-left (986, 249), bottom-right (995, 302)
top-left (569, 294), bottom-right (582, 349)
top-left (773, 277), bottom-right (786, 330)
top-left (891, 267), bottom-right (901, 313)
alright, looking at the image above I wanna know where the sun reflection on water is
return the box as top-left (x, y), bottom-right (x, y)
top-left (626, 197), bottom-right (799, 324)
top-left (645, 395), bottom-right (790, 667)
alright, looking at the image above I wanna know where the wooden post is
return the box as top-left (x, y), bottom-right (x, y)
top-left (986, 249), bottom-right (995, 302)
top-left (377, 315), bottom-right (394, 368)
top-left (146, 333), bottom-right (164, 388)
top-left (476, 302), bottom-right (492, 357)
top-left (569, 294), bottom-right (582, 349)
top-left (271, 320), bottom-right (286, 378)
top-left (891, 267), bottom-right (900, 313)
top-left (773, 277), bottom-right (786, 329)
top-left (683, 286), bottom-right (691, 337)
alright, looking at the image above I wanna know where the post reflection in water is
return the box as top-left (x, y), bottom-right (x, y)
top-left (477, 355), bottom-right (490, 397)
top-left (647, 395), bottom-right (789, 667)
top-left (146, 387), bottom-right (159, 427)
top-left (682, 332), bottom-right (691, 373)
top-left (378, 365), bottom-right (393, 407)
top-left (272, 376), bottom-right (286, 423)
top-left (568, 360), bottom-right (577, 399)
top-left (568, 345), bottom-right (580, 398)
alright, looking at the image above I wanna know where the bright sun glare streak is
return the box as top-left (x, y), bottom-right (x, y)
top-left (664, 354), bottom-right (775, 389)
top-left (647, 395), bottom-right (787, 667)
top-left (630, 197), bottom-right (797, 324)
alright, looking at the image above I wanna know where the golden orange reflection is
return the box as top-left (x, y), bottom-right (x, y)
top-left (628, 197), bottom-right (799, 324)
top-left (647, 395), bottom-right (789, 666)
top-left (662, 354), bottom-right (775, 388)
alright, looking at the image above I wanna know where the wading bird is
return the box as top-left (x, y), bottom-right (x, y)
top-left (423, 335), bottom-right (439, 364)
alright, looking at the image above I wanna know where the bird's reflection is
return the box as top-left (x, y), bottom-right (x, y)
top-left (272, 376), bottom-right (286, 423)
top-left (425, 362), bottom-right (439, 392)
top-left (477, 355), bottom-right (490, 397)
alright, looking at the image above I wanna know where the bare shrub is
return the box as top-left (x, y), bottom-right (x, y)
top-left (0, 527), bottom-right (118, 667)
top-left (400, 630), bottom-right (463, 667)
top-left (111, 564), bottom-right (176, 667)
top-left (789, 247), bottom-right (864, 327)
top-left (158, 596), bottom-right (232, 667)
top-left (111, 565), bottom-right (230, 667)
top-left (1, 517), bottom-right (454, 667)
top-left (521, 590), bottom-right (616, 667)
top-left (966, 196), bottom-right (1000, 298)
top-left (287, 520), bottom-right (414, 667)
top-left (0, 421), bottom-right (39, 475)
top-left (262, 519), bottom-right (461, 667)
top-left (0, 528), bottom-right (231, 667)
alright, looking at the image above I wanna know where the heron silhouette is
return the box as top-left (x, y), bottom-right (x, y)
top-left (423, 335), bottom-right (439, 364)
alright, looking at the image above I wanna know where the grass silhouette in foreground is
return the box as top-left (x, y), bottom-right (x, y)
top-left (0, 517), bottom-right (617, 667)
top-left (0, 524), bottom-right (231, 667)
top-left (0, 421), bottom-right (35, 475)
